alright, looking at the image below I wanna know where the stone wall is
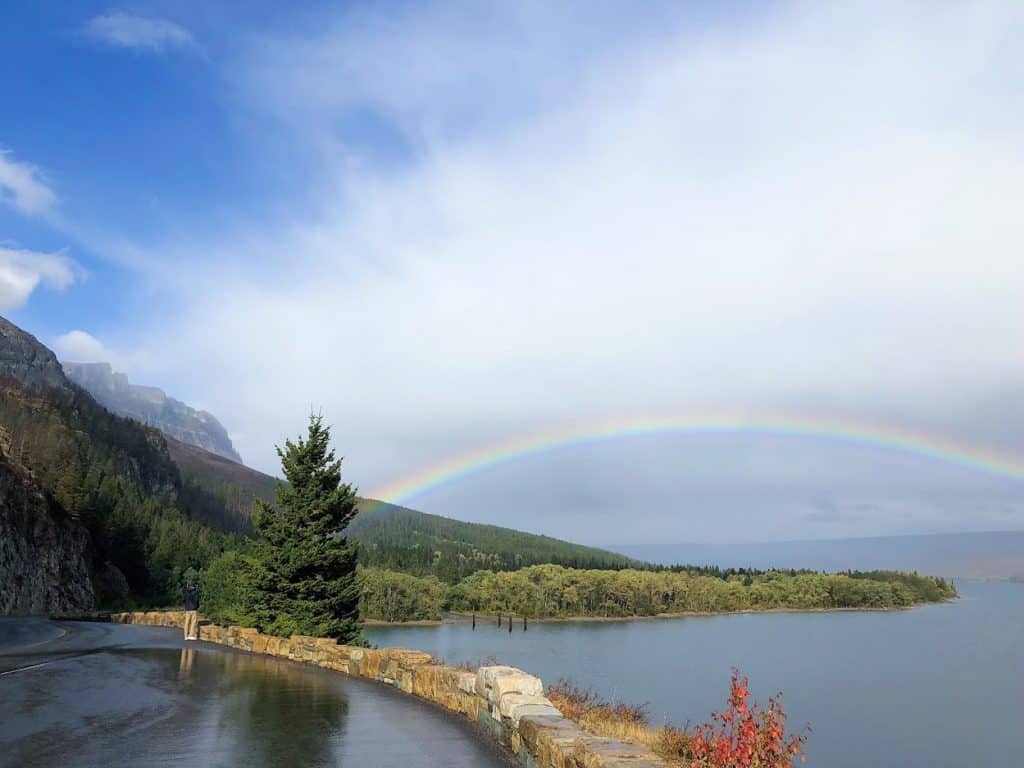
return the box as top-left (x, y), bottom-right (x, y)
top-left (106, 611), bottom-right (668, 768)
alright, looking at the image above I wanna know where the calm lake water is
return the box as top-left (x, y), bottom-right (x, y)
top-left (368, 580), bottom-right (1024, 768)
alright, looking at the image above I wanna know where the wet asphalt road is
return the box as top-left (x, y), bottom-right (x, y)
top-left (0, 619), bottom-right (512, 768)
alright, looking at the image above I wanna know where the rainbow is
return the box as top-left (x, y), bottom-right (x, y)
top-left (368, 411), bottom-right (1024, 504)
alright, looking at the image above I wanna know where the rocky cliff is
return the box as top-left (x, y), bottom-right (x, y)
top-left (0, 449), bottom-right (95, 615)
top-left (0, 317), bottom-right (71, 394)
top-left (63, 362), bottom-right (242, 463)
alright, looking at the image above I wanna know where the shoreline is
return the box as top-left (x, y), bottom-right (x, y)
top-left (363, 598), bottom-right (957, 627)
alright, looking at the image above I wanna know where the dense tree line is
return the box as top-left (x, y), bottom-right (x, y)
top-left (359, 567), bottom-right (446, 622)
top-left (358, 563), bottom-right (957, 622)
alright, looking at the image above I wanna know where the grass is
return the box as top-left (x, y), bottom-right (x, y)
top-left (546, 680), bottom-right (693, 764)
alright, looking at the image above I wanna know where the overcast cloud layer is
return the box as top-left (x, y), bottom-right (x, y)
top-left (11, 1), bottom-right (1024, 543)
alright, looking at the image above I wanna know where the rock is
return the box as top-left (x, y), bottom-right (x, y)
top-left (572, 735), bottom-right (663, 767)
top-left (476, 665), bottom-right (544, 703)
top-left (63, 362), bottom-right (243, 463)
top-left (0, 317), bottom-right (70, 394)
top-left (498, 693), bottom-right (561, 726)
top-left (0, 458), bottom-right (95, 615)
top-left (518, 714), bottom-right (583, 768)
top-left (477, 666), bottom-right (545, 705)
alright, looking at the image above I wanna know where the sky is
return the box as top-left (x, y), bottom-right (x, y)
top-left (2, 0), bottom-right (1023, 546)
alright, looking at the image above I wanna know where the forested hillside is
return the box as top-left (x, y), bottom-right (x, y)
top-left (0, 316), bottom-right (233, 611)
top-left (350, 502), bottom-right (643, 582)
top-left (164, 438), bottom-right (643, 580)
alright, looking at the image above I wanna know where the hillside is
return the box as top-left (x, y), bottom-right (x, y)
top-left (164, 436), bottom-right (642, 580)
top-left (350, 501), bottom-right (643, 582)
top-left (64, 362), bottom-right (242, 463)
top-left (166, 436), bottom-right (276, 533)
top-left (0, 315), bottom-right (230, 613)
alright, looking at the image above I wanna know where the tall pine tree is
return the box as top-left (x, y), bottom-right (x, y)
top-left (251, 414), bottom-right (363, 643)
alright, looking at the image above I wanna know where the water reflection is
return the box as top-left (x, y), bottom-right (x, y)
top-left (204, 651), bottom-right (349, 767)
top-left (1, 622), bottom-right (501, 768)
top-left (178, 646), bottom-right (195, 677)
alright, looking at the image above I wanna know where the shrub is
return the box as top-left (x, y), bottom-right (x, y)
top-left (199, 550), bottom-right (259, 627)
top-left (689, 669), bottom-right (809, 768)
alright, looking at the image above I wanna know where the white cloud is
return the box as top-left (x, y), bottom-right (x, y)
top-left (0, 150), bottom-right (57, 216)
top-left (84, 12), bottom-right (193, 53)
top-left (52, 330), bottom-right (111, 363)
top-left (107, 1), bottom-right (1024, 537)
top-left (0, 247), bottom-right (80, 310)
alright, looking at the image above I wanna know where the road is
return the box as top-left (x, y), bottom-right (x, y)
top-left (0, 618), bottom-right (513, 768)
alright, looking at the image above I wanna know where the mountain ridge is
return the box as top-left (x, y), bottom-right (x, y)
top-left (63, 361), bottom-right (242, 463)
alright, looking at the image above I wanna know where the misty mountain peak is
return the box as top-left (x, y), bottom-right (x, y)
top-left (63, 361), bottom-right (242, 464)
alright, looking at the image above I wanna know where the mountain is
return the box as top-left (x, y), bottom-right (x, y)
top-left (63, 362), bottom-right (242, 463)
top-left (614, 531), bottom-right (1024, 580)
top-left (0, 315), bottom-right (228, 614)
top-left (166, 435), bottom-right (276, 533)
top-left (164, 436), bottom-right (642, 580)
top-left (349, 501), bottom-right (643, 582)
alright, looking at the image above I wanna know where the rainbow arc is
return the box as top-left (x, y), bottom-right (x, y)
top-left (368, 411), bottom-right (1024, 504)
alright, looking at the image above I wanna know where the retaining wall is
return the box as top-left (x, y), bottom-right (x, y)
top-left (107, 610), bottom-right (668, 767)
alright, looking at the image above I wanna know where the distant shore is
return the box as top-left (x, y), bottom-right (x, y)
top-left (362, 600), bottom-right (957, 627)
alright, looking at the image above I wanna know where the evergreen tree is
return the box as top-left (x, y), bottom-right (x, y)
top-left (251, 415), bottom-right (363, 643)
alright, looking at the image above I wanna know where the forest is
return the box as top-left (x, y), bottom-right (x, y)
top-left (349, 501), bottom-right (643, 581)
top-left (358, 562), bottom-right (957, 622)
top-left (1, 376), bottom-right (235, 608)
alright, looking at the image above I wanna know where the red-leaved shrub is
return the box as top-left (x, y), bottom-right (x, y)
top-left (689, 669), bottom-right (810, 768)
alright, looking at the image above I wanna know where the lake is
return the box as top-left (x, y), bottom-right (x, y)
top-left (367, 580), bottom-right (1024, 767)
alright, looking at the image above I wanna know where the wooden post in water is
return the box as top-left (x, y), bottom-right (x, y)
top-left (508, 615), bottom-right (512, 634)
top-left (472, 613), bottom-right (476, 630)
top-left (523, 614), bottom-right (527, 631)
top-left (497, 614), bottom-right (502, 627)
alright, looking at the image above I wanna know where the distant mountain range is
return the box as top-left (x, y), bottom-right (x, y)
top-left (614, 531), bottom-right (1024, 580)
top-left (62, 362), bottom-right (242, 463)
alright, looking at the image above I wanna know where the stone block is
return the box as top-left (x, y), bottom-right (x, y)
top-left (499, 695), bottom-right (561, 727)
top-left (389, 648), bottom-right (434, 671)
top-left (476, 665), bottom-right (520, 697)
top-left (412, 664), bottom-right (461, 700)
top-left (199, 624), bottom-right (225, 643)
top-left (359, 648), bottom-right (385, 679)
top-left (572, 735), bottom-right (662, 768)
top-left (518, 715), bottom-right (584, 768)
top-left (458, 671), bottom-right (477, 694)
top-left (289, 635), bottom-right (319, 661)
top-left (490, 670), bottom-right (544, 705)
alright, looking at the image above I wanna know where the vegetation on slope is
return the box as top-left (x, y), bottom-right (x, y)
top-left (0, 316), bottom-right (239, 609)
top-left (165, 438), bottom-right (646, 580)
top-left (350, 501), bottom-right (644, 582)
top-left (166, 436), bottom-right (276, 534)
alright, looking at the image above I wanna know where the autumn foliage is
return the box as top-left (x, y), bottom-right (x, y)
top-left (689, 669), bottom-right (809, 768)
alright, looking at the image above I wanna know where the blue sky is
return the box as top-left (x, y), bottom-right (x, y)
top-left (2, 1), bottom-right (1023, 543)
